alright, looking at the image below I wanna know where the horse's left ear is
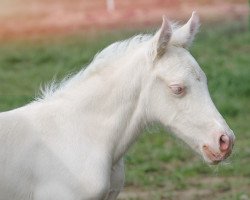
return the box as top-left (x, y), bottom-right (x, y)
top-left (152, 16), bottom-right (172, 59)
top-left (171, 11), bottom-right (200, 49)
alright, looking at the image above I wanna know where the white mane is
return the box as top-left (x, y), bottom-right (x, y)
top-left (37, 22), bottom-right (182, 101)
top-left (37, 34), bottom-right (153, 101)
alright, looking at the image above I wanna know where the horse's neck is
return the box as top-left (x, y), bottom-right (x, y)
top-left (58, 50), bottom-right (149, 163)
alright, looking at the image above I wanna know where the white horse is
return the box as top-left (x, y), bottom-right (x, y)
top-left (0, 12), bottom-right (235, 200)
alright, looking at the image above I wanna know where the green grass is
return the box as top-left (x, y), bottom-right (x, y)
top-left (0, 21), bottom-right (249, 200)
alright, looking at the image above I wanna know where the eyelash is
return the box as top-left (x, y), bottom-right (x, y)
top-left (169, 84), bottom-right (185, 96)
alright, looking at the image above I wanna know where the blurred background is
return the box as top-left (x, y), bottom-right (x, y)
top-left (0, 0), bottom-right (248, 39)
top-left (0, 0), bottom-right (249, 200)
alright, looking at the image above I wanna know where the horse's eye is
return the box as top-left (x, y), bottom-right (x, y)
top-left (169, 84), bottom-right (185, 95)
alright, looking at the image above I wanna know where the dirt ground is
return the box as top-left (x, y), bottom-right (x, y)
top-left (0, 0), bottom-right (248, 40)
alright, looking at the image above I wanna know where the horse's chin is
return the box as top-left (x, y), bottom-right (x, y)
top-left (206, 159), bottom-right (221, 165)
top-left (201, 153), bottom-right (224, 165)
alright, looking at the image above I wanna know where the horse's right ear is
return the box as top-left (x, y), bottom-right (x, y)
top-left (151, 16), bottom-right (172, 60)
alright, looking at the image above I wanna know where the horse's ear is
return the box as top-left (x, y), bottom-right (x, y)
top-left (152, 16), bottom-right (172, 59)
top-left (171, 11), bottom-right (200, 48)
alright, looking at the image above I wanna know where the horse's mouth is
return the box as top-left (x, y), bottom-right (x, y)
top-left (202, 145), bottom-right (231, 165)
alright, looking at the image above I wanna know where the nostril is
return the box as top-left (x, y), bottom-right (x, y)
top-left (219, 134), bottom-right (230, 151)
